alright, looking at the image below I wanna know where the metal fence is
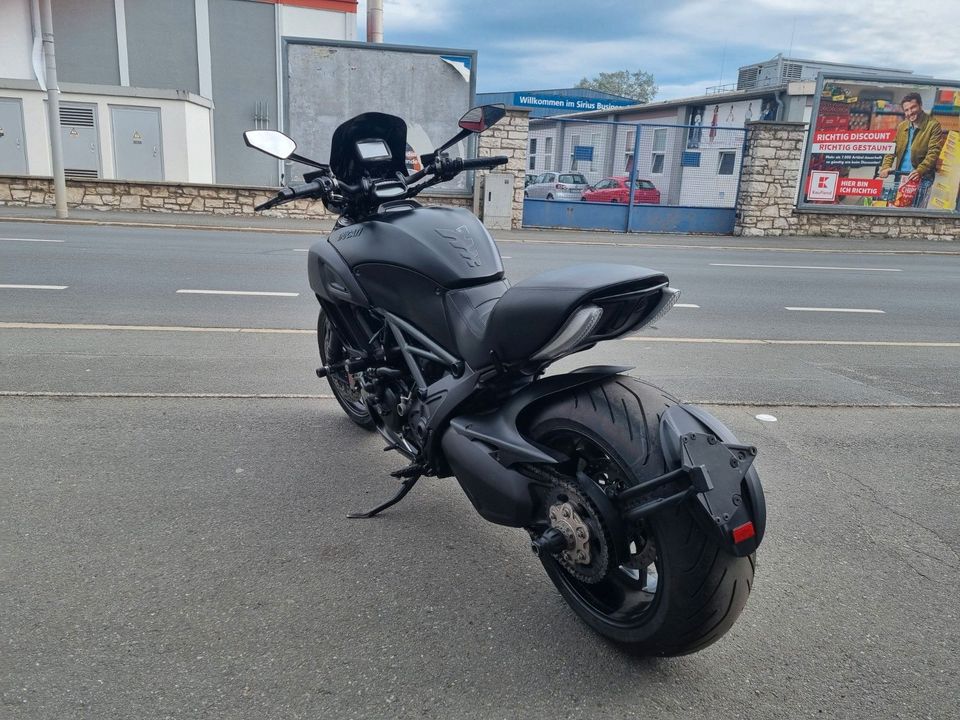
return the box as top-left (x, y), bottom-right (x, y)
top-left (523, 118), bottom-right (747, 233)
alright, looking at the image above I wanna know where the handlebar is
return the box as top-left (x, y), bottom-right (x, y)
top-left (253, 155), bottom-right (510, 212)
top-left (456, 156), bottom-right (509, 171)
top-left (254, 180), bottom-right (323, 211)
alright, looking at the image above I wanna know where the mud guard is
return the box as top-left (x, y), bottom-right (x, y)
top-left (658, 404), bottom-right (766, 556)
top-left (447, 366), bottom-right (633, 466)
top-left (441, 366), bottom-right (631, 527)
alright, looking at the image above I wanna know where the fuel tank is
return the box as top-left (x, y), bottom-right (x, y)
top-left (329, 205), bottom-right (506, 352)
top-left (329, 205), bottom-right (504, 289)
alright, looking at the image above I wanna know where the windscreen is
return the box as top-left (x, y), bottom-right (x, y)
top-left (330, 113), bottom-right (408, 184)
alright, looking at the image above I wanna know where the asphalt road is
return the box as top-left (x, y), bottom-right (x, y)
top-left (1, 220), bottom-right (959, 719)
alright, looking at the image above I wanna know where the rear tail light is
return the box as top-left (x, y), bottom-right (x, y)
top-left (556, 183), bottom-right (566, 189)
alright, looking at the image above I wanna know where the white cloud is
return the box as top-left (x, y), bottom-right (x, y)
top-left (662, 0), bottom-right (960, 79)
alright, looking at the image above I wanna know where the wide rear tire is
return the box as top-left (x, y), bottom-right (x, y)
top-left (524, 375), bottom-right (755, 656)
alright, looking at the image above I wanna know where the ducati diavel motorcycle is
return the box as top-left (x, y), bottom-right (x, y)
top-left (243, 104), bottom-right (766, 655)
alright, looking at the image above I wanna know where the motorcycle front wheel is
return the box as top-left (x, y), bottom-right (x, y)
top-left (524, 376), bottom-right (755, 656)
top-left (317, 309), bottom-right (375, 430)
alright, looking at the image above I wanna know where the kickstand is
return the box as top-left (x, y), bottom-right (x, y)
top-left (347, 474), bottom-right (421, 519)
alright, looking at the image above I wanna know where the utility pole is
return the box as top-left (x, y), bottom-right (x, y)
top-left (367, 0), bottom-right (383, 43)
top-left (39, 0), bottom-right (67, 218)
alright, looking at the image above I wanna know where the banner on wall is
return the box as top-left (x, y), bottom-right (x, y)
top-left (799, 75), bottom-right (960, 214)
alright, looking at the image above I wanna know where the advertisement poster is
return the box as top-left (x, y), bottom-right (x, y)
top-left (800, 76), bottom-right (960, 213)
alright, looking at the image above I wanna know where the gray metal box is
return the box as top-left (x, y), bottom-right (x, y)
top-left (482, 172), bottom-right (514, 230)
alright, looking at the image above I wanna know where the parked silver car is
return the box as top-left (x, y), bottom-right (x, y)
top-left (524, 171), bottom-right (589, 201)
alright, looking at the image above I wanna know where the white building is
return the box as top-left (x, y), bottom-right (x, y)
top-left (0, 0), bottom-right (357, 186)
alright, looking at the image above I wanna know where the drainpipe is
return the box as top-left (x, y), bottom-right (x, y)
top-left (367, 0), bottom-right (383, 43)
top-left (39, 0), bottom-right (67, 218)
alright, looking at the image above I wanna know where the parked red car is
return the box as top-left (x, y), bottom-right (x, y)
top-left (581, 176), bottom-right (661, 204)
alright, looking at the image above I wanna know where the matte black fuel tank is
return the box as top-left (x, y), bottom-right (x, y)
top-left (329, 205), bottom-right (504, 288)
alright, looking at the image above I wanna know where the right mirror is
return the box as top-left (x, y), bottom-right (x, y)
top-left (458, 104), bottom-right (507, 134)
top-left (243, 130), bottom-right (297, 159)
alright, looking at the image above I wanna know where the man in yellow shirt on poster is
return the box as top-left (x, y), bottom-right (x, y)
top-left (878, 92), bottom-right (944, 208)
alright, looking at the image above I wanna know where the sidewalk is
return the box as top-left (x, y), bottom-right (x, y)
top-left (2, 204), bottom-right (958, 254)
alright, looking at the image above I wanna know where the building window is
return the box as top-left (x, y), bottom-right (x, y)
top-left (624, 129), bottom-right (636, 174)
top-left (718, 151), bottom-right (736, 175)
top-left (544, 136), bottom-right (553, 171)
top-left (652, 128), bottom-right (667, 152)
top-left (529, 138), bottom-right (537, 170)
top-left (651, 153), bottom-right (665, 174)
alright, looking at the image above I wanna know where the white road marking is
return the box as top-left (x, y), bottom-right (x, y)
top-left (710, 263), bottom-right (901, 272)
top-left (0, 237), bottom-right (64, 243)
top-left (292, 248), bottom-right (310, 252)
top-left (0, 391), bottom-right (333, 399)
top-left (501, 255), bottom-right (512, 259)
top-left (0, 284), bottom-right (68, 290)
top-left (3, 323), bottom-right (957, 348)
top-left (785, 307), bottom-right (885, 314)
top-left (0, 322), bottom-right (311, 334)
top-left (623, 337), bottom-right (960, 347)
top-left (755, 414), bottom-right (778, 422)
top-left (176, 289), bottom-right (300, 297)
top-left (674, 303), bottom-right (699, 308)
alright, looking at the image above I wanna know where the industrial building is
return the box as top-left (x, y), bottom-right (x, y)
top-left (0, 0), bottom-right (358, 186)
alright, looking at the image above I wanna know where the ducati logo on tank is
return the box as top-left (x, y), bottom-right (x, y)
top-left (436, 225), bottom-right (481, 268)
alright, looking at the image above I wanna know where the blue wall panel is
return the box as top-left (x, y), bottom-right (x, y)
top-left (522, 200), bottom-right (736, 235)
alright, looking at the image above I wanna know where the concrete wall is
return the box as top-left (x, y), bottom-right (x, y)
top-left (0, 2), bottom-right (34, 81)
top-left (736, 121), bottom-right (960, 240)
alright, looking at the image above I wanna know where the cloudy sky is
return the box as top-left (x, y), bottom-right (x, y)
top-left (356, 0), bottom-right (960, 100)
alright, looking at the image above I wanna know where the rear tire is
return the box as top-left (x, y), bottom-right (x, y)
top-left (546, 193), bottom-right (554, 200)
top-left (318, 309), bottom-right (375, 430)
top-left (524, 376), bottom-right (755, 656)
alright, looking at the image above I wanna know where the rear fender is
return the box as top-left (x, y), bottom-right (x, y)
top-left (446, 366), bottom-right (633, 466)
top-left (440, 365), bottom-right (631, 528)
top-left (659, 404), bottom-right (766, 556)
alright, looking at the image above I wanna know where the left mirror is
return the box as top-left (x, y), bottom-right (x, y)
top-left (459, 104), bottom-right (507, 133)
top-left (243, 130), bottom-right (296, 159)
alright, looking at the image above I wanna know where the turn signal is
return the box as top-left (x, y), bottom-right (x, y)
top-left (732, 521), bottom-right (756, 544)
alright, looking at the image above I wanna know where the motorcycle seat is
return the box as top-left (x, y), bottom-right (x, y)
top-left (445, 264), bottom-right (668, 369)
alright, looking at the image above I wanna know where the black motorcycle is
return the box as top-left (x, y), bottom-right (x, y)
top-left (244, 105), bottom-right (766, 655)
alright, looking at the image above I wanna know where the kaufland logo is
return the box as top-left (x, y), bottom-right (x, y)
top-left (808, 171), bottom-right (838, 202)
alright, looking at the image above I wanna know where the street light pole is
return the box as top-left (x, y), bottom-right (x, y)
top-left (39, 0), bottom-right (67, 218)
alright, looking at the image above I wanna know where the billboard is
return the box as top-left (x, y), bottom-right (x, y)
top-left (799, 75), bottom-right (960, 214)
top-left (284, 40), bottom-right (477, 194)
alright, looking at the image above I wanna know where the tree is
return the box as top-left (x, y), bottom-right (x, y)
top-left (576, 70), bottom-right (657, 104)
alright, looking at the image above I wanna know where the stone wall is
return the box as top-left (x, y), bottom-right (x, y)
top-left (736, 121), bottom-right (960, 240)
top-left (476, 108), bottom-right (530, 229)
top-left (0, 175), bottom-right (471, 220)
